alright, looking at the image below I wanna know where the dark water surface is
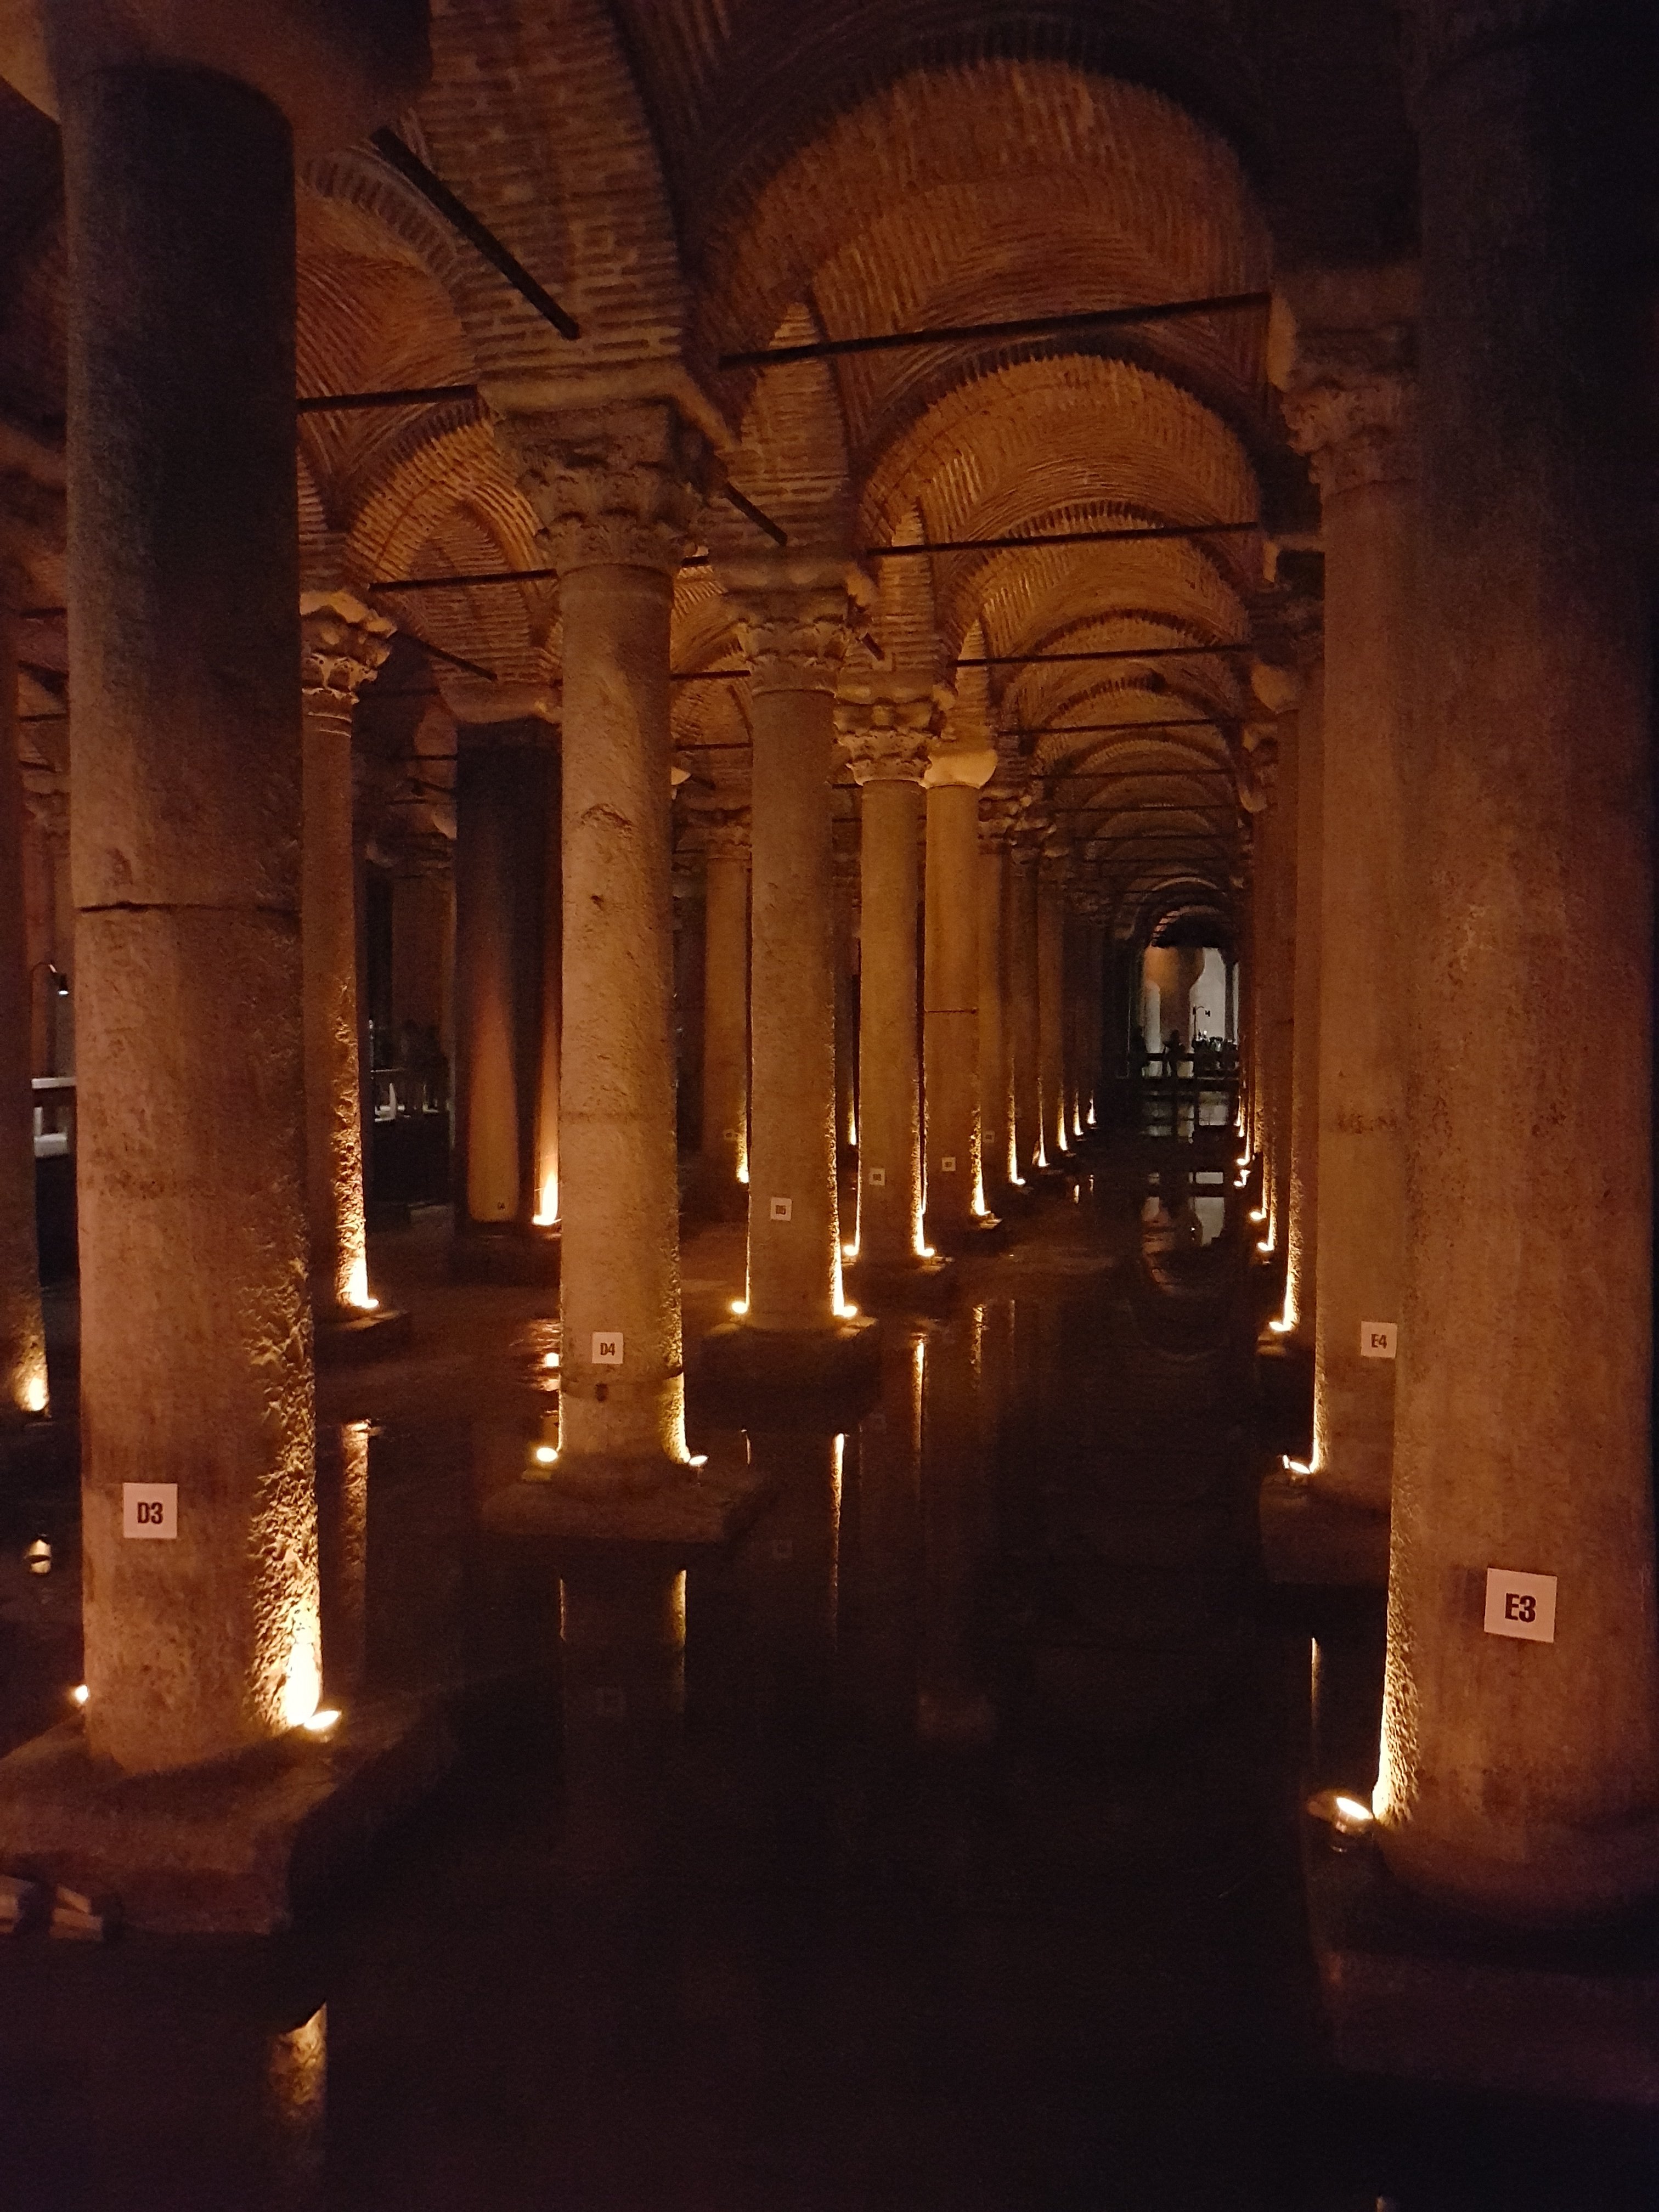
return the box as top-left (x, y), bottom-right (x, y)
top-left (2, 1155), bottom-right (1656, 2209)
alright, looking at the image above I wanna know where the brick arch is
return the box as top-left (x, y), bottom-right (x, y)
top-left (696, 60), bottom-right (1266, 403)
top-left (706, 304), bottom-right (855, 558)
top-left (413, 0), bottom-right (687, 381)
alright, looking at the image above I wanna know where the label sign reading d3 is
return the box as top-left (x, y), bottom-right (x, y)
top-left (123, 1483), bottom-right (178, 1540)
top-left (1484, 1567), bottom-right (1558, 1644)
top-left (1359, 1321), bottom-right (1398, 1361)
top-left (591, 1332), bottom-right (624, 1367)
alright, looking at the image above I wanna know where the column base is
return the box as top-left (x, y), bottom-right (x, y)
top-left (925, 1212), bottom-right (1011, 1259)
top-left (314, 1305), bottom-right (413, 1365)
top-left (483, 1448), bottom-right (772, 1551)
top-left (1259, 1463), bottom-right (1390, 1585)
top-left (1307, 1804), bottom-right (1659, 2097)
top-left (0, 1695), bottom-right (451, 1937)
top-left (700, 1314), bottom-right (883, 1402)
top-left (844, 1251), bottom-right (957, 1313)
top-left (448, 1225), bottom-right (562, 1287)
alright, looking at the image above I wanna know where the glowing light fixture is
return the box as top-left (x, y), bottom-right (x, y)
top-left (533, 1444), bottom-right (557, 1466)
top-left (543, 1352), bottom-right (560, 1370)
top-left (24, 1538), bottom-right (50, 1576)
top-left (1281, 1455), bottom-right (1312, 1478)
top-left (836, 1300), bottom-right (859, 1319)
top-left (1268, 1313), bottom-right (1294, 1335)
top-left (842, 1242), bottom-right (858, 1260)
top-left (736, 1163), bottom-right (749, 1185)
top-left (688, 1453), bottom-right (708, 1469)
top-left (532, 1173), bottom-right (558, 1228)
top-left (1305, 1785), bottom-right (1375, 1840)
top-left (1256, 1238), bottom-right (1274, 1256)
top-left (730, 1299), bottom-right (748, 1316)
top-left (280, 1632), bottom-right (323, 1730)
top-left (1249, 1206), bottom-right (1267, 1223)
top-left (71, 1683), bottom-right (88, 1707)
top-left (302, 1707), bottom-right (342, 1736)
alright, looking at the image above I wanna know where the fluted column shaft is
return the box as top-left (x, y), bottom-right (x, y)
top-left (843, 702), bottom-right (931, 1267)
top-left (300, 595), bottom-right (391, 1316)
top-left (0, 563), bottom-right (47, 1421)
top-left (1277, 269), bottom-right (1414, 1504)
top-left (511, 400), bottom-right (708, 1470)
top-left (1377, 2), bottom-right (1659, 1918)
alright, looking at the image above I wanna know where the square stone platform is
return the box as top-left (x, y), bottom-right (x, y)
top-left (483, 1458), bottom-right (774, 1554)
top-left (1306, 1814), bottom-right (1659, 2104)
top-left (0, 1696), bottom-right (452, 1936)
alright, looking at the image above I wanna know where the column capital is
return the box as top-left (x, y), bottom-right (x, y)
top-left (300, 590), bottom-right (394, 708)
top-left (1269, 264), bottom-right (1419, 496)
top-left (724, 556), bottom-right (874, 699)
top-left (924, 734), bottom-right (998, 791)
top-left (502, 397), bottom-right (716, 580)
top-left (702, 810), bottom-right (752, 862)
top-left (836, 690), bottom-right (938, 785)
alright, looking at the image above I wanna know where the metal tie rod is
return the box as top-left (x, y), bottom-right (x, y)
top-left (719, 291), bottom-right (1272, 371)
top-left (370, 130), bottom-right (582, 341)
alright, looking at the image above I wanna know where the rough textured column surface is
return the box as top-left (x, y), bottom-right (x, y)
top-left (976, 827), bottom-right (1014, 1195)
top-left (512, 402), bottom-right (707, 1473)
top-left (1275, 269), bottom-right (1414, 1506)
top-left (736, 570), bottom-right (856, 1332)
top-left (1263, 714), bottom-right (1299, 1256)
top-left (923, 746), bottom-right (994, 1232)
top-left (1037, 856), bottom-right (1070, 1165)
top-left (1285, 658), bottom-right (1324, 1350)
top-left (699, 815), bottom-right (749, 1197)
top-left (844, 703), bottom-right (930, 1266)
top-left (300, 594), bottom-right (391, 1316)
top-left (65, 67), bottom-right (318, 1770)
top-left (0, 567), bottom-right (47, 1421)
top-left (1376, 1), bottom-right (1659, 1919)
top-left (1007, 839), bottom-right (1043, 1174)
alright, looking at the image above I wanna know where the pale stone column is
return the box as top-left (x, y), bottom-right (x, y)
top-left (390, 837), bottom-right (455, 1071)
top-left (1007, 829), bottom-right (1043, 1174)
top-left (61, 64), bottom-right (318, 1768)
top-left (299, 594), bottom-right (392, 1320)
top-left (1284, 656), bottom-right (1324, 1351)
top-left (698, 811), bottom-right (750, 1209)
top-left (703, 560), bottom-right (878, 1385)
top-left (1376, 1), bottom-right (1659, 1918)
top-left (923, 732), bottom-right (997, 1242)
top-left (507, 401), bottom-right (708, 1477)
top-left (0, 558), bottom-right (47, 1423)
top-left (1274, 269), bottom-right (1414, 1506)
top-left (976, 812), bottom-right (1016, 1198)
top-left (1037, 848), bottom-right (1073, 1166)
top-left (832, 834), bottom-right (860, 1153)
top-left (840, 694), bottom-right (932, 1272)
top-left (1262, 709), bottom-right (1299, 1256)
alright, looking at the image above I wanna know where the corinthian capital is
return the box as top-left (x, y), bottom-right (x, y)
top-left (1269, 263), bottom-right (1419, 498)
top-left (300, 590), bottom-right (395, 707)
top-left (836, 687), bottom-right (940, 785)
top-left (503, 398), bottom-right (715, 578)
top-left (724, 554), bottom-right (873, 698)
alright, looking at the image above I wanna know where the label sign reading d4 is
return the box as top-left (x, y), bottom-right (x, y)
top-left (123, 1483), bottom-right (178, 1540)
top-left (1484, 1567), bottom-right (1558, 1644)
top-left (1359, 1321), bottom-right (1397, 1361)
top-left (591, 1332), bottom-right (624, 1367)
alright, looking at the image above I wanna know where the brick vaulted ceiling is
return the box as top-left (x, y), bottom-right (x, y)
top-left (0, 1), bottom-right (1419, 936)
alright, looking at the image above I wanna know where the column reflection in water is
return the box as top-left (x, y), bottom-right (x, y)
top-left (840, 1329), bottom-right (927, 1737)
top-left (740, 1424), bottom-right (844, 1737)
top-left (317, 1421), bottom-right (369, 1699)
top-left (556, 1559), bottom-right (686, 1881)
top-left (917, 1301), bottom-right (998, 1747)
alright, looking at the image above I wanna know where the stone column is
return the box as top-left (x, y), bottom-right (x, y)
top-left (832, 832), bottom-right (860, 1154)
top-left (976, 811), bottom-right (1017, 1198)
top-left (840, 691), bottom-right (945, 1290)
top-left (1037, 847), bottom-right (1071, 1166)
top-left (1006, 830), bottom-right (1044, 1175)
top-left (703, 560), bottom-right (878, 1387)
top-left (1376, 1), bottom-right (1659, 1918)
top-left (390, 836), bottom-right (454, 1071)
top-left (60, 63), bottom-right (318, 1769)
top-left (1284, 656), bottom-right (1324, 1351)
top-left (0, 557), bottom-right (47, 1423)
top-left (923, 733), bottom-right (998, 1244)
top-left (698, 811), bottom-right (750, 1212)
top-left (1263, 708), bottom-right (1299, 1257)
top-left (506, 402), bottom-right (707, 1481)
top-left (1274, 269), bottom-right (1414, 1507)
top-left (299, 593), bottom-right (392, 1323)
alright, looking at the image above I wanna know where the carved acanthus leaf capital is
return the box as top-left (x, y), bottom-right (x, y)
top-left (1270, 265), bottom-right (1419, 498)
top-left (703, 810), bottom-right (752, 862)
top-left (300, 590), bottom-right (395, 708)
top-left (836, 691), bottom-right (938, 785)
top-left (504, 399), bottom-right (714, 578)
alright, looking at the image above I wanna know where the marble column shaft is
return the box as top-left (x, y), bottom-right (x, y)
top-left (975, 826), bottom-right (1015, 1194)
top-left (0, 564), bottom-right (47, 1421)
top-left (699, 816), bottom-right (750, 1194)
top-left (1285, 658), bottom-right (1324, 1350)
top-left (1007, 837), bottom-right (1043, 1175)
top-left (923, 740), bottom-right (996, 1232)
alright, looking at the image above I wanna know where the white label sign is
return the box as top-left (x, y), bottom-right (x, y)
top-left (1484, 1567), bottom-right (1558, 1644)
top-left (591, 1332), bottom-right (624, 1367)
top-left (123, 1483), bottom-right (178, 1541)
top-left (1360, 1321), bottom-right (1398, 1361)
top-left (868, 1167), bottom-right (887, 1189)
top-left (940, 1155), bottom-right (957, 1173)
top-left (769, 1195), bottom-right (793, 1222)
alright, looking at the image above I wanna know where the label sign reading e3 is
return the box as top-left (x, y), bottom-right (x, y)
top-left (1484, 1567), bottom-right (1558, 1644)
top-left (123, 1483), bottom-right (178, 1540)
top-left (1359, 1321), bottom-right (1398, 1360)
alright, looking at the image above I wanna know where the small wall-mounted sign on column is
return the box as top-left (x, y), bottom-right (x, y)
top-left (868, 1167), bottom-right (887, 1189)
top-left (1359, 1321), bottom-right (1398, 1360)
top-left (591, 1332), bottom-right (624, 1366)
top-left (122, 1484), bottom-right (178, 1540)
top-left (940, 1155), bottom-right (957, 1173)
top-left (1484, 1567), bottom-right (1558, 1644)
top-left (769, 1196), bottom-right (793, 1222)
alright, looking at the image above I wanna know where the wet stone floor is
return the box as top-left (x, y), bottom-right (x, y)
top-left (2, 1142), bottom-right (1658, 2209)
